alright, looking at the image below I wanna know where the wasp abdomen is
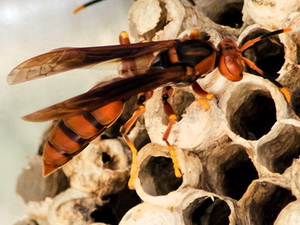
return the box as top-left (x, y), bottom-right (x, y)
top-left (43, 101), bottom-right (125, 176)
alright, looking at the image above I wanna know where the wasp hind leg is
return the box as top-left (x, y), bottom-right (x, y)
top-left (120, 91), bottom-right (153, 189)
top-left (161, 86), bottom-right (182, 178)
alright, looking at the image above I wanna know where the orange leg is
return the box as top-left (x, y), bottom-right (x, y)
top-left (120, 91), bottom-right (153, 189)
top-left (189, 29), bottom-right (210, 41)
top-left (192, 82), bottom-right (214, 110)
top-left (161, 86), bottom-right (182, 178)
top-left (118, 31), bottom-right (138, 77)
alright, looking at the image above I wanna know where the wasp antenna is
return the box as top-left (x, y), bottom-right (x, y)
top-left (73, 5), bottom-right (85, 14)
top-left (239, 28), bottom-right (292, 52)
top-left (280, 87), bottom-right (291, 102)
top-left (73, 0), bottom-right (104, 14)
top-left (242, 57), bottom-right (291, 102)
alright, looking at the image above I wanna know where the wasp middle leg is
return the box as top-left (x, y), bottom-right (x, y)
top-left (161, 86), bottom-right (182, 178)
top-left (192, 81), bottom-right (214, 110)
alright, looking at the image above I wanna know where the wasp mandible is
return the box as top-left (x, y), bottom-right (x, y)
top-left (8, 28), bottom-right (291, 189)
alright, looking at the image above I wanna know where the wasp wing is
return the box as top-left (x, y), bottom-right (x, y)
top-left (22, 66), bottom-right (186, 122)
top-left (7, 40), bottom-right (178, 85)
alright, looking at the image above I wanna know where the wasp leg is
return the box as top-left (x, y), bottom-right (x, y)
top-left (192, 81), bottom-right (214, 110)
top-left (120, 91), bottom-right (153, 189)
top-left (189, 29), bottom-right (211, 41)
top-left (118, 31), bottom-right (137, 76)
top-left (161, 86), bottom-right (182, 178)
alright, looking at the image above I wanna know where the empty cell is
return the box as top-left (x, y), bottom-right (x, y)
top-left (222, 151), bottom-right (258, 200)
top-left (257, 124), bottom-right (300, 174)
top-left (183, 197), bottom-right (231, 225)
top-left (120, 202), bottom-right (181, 225)
top-left (200, 0), bottom-right (244, 28)
top-left (139, 156), bottom-right (183, 196)
top-left (91, 189), bottom-right (141, 224)
top-left (291, 88), bottom-right (300, 118)
top-left (241, 181), bottom-right (296, 225)
top-left (227, 87), bottom-right (276, 140)
top-left (16, 155), bottom-right (69, 203)
top-left (164, 89), bottom-right (196, 123)
top-left (202, 143), bottom-right (258, 200)
top-left (62, 139), bottom-right (129, 195)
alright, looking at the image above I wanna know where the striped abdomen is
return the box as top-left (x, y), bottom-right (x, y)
top-left (42, 101), bottom-right (124, 176)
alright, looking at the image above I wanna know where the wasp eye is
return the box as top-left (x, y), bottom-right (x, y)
top-left (225, 45), bottom-right (234, 50)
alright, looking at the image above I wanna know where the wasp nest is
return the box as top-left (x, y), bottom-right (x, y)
top-left (16, 0), bottom-right (300, 224)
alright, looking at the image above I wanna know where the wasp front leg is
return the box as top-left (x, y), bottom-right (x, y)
top-left (161, 86), bottom-right (182, 178)
top-left (120, 91), bottom-right (153, 189)
top-left (192, 81), bottom-right (214, 110)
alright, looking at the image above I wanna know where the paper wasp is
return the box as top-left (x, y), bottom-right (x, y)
top-left (8, 28), bottom-right (291, 189)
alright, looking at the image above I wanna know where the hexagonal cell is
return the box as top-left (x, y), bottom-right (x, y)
top-left (164, 88), bottom-right (196, 123)
top-left (202, 142), bottom-right (258, 200)
top-left (16, 155), bottom-right (69, 203)
top-left (242, 0), bottom-right (300, 27)
top-left (257, 124), bottom-right (300, 174)
top-left (52, 197), bottom-right (96, 224)
top-left (183, 197), bottom-right (231, 225)
top-left (291, 88), bottom-right (300, 118)
top-left (198, 0), bottom-right (244, 28)
top-left (226, 84), bottom-right (276, 140)
top-left (119, 202), bottom-right (182, 225)
top-left (139, 156), bottom-right (183, 196)
top-left (128, 0), bottom-right (186, 40)
top-left (63, 139), bottom-right (129, 195)
top-left (134, 143), bottom-right (202, 202)
top-left (91, 188), bottom-right (141, 224)
top-left (275, 200), bottom-right (300, 224)
top-left (42, 187), bottom-right (141, 225)
top-left (287, 13), bottom-right (300, 65)
top-left (149, 88), bottom-right (196, 127)
top-left (239, 28), bottom-right (286, 79)
top-left (91, 205), bottom-right (118, 224)
top-left (145, 86), bottom-right (227, 150)
top-left (240, 181), bottom-right (296, 225)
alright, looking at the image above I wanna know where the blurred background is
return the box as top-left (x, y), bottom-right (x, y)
top-left (0, 0), bottom-right (132, 223)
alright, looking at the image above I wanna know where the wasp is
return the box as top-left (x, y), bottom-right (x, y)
top-left (8, 28), bottom-right (291, 189)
